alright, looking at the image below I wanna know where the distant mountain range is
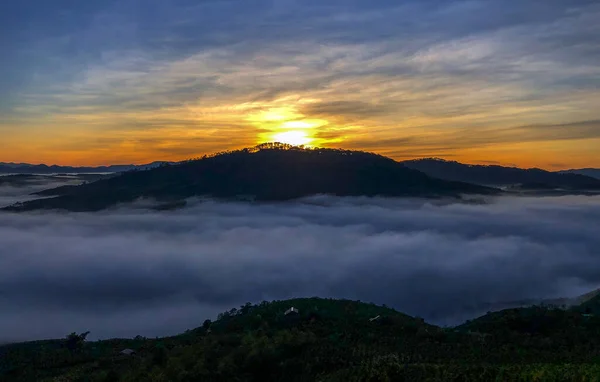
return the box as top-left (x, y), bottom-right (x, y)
top-left (470, 288), bottom-right (600, 315)
top-left (0, 161), bottom-right (173, 174)
top-left (2, 146), bottom-right (599, 212)
top-left (402, 158), bottom-right (600, 190)
top-left (558, 168), bottom-right (600, 180)
top-left (3, 143), bottom-right (495, 212)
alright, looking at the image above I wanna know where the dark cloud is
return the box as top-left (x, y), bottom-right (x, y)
top-left (1, 182), bottom-right (599, 342)
top-left (3, 0), bottom-right (599, 117)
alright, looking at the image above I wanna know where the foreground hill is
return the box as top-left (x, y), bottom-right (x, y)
top-left (3, 297), bottom-right (600, 381)
top-left (3, 144), bottom-right (495, 212)
top-left (402, 158), bottom-right (600, 190)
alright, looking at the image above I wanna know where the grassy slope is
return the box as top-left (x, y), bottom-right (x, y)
top-left (3, 297), bottom-right (600, 381)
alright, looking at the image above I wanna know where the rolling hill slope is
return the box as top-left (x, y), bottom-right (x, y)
top-left (4, 296), bottom-right (600, 381)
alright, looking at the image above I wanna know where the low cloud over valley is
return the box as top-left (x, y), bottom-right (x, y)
top-left (1, 180), bottom-right (599, 342)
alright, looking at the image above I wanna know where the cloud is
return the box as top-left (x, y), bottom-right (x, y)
top-left (301, 100), bottom-right (395, 120)
top-left (1, 0), bottom-right (599, 167)
top-left (1, 184), bottom-right (599, 342)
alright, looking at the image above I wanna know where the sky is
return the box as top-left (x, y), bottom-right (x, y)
top-left (1, 177), bottom-right (600, 342)
top-left (1, 0), bottom-right (599, 168)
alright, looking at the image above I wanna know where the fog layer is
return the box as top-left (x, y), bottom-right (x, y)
top-left (1, 191), bottom-right (599, 342)
top-left (0, 174), bottom-right (91, 208)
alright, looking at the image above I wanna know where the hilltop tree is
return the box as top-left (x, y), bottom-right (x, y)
top-left (64, 331), bottom-right (90, 352)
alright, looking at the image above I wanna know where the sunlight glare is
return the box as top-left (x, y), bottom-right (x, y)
top-left (271, 130), bottom-right (313, 146)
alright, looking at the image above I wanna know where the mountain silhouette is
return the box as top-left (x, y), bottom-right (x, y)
top-left (0, 161), bottom-right (172, 174)
top-left (3, 143), bottom-right (495, 212)
top-left (402, 158), bottom-right (600, 190)
top-left (558, 168), bottom-right (600, 180)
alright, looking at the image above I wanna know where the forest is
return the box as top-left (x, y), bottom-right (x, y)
top-left (3, 296), bottom-right (600, 381)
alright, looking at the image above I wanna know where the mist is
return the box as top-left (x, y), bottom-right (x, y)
top-left (1, 183), bottom-right (599, 343)
top-left (0, 174), bottom-right (91, 208)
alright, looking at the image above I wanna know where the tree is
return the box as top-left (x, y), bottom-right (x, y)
top-left (65, 331), bottom-right (90, 352)
top-left (241, 302), bottom-right (252, 315)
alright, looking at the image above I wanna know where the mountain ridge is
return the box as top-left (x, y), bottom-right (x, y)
top-left (2, 143), bottom-right (496, 212)
top-left (558, 168), bottom-right (600, 180)
top-left (402, 157), bottom-right (600, 190)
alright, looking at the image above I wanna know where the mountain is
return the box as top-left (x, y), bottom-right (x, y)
top-left (558, 168), bottom-right (600, 180)
top-left (4, 297), bottom-right (600, 381)
top-left (0, 161), bottom-right (173, 175)
top-left (471, 288), bottom-right (600, 314)
top-left (0, 162), bottom-right (31, 168)
top-left (402, 158), bottom-right (600, 190)
top-left (2, 144), bottom-right (496, 212)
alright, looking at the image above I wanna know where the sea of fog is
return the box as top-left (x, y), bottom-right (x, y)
top-left (1, 177), bottom-right (599, 343)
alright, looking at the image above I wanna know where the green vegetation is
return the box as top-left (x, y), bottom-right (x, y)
top-left (3, 297), bottom-right (600, 381)
top-left (3, 143), bottom-right (496, 212)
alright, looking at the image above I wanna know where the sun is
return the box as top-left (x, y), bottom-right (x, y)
top-left (248, 103), bottom-right (326, 146)
top-left (271, 130), bottom-right (313, 146)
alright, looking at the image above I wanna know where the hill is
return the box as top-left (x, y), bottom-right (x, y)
top-left (469, 288), bottom-right (600, 315)
top-left (558, 168), bottom-right (600, 180)
top-left (2, 144), bottom-right (495, 212)
top-left (402, 158), bottom-right (600, 190)
top-left (572, 292), bottom-right (600, 315)
top-left (4, 297), bottom-right (600, 381)
top-left (455, 305), bottom-right (600, 351)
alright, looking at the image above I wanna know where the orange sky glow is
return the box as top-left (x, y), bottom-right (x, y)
top-left (2, 2), bottom-right (599, 170)
top-left (2, 96), bottom-right (599, 170)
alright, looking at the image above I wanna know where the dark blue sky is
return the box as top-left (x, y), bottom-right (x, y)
top-left (1, 0), bottom-right (599, 167)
